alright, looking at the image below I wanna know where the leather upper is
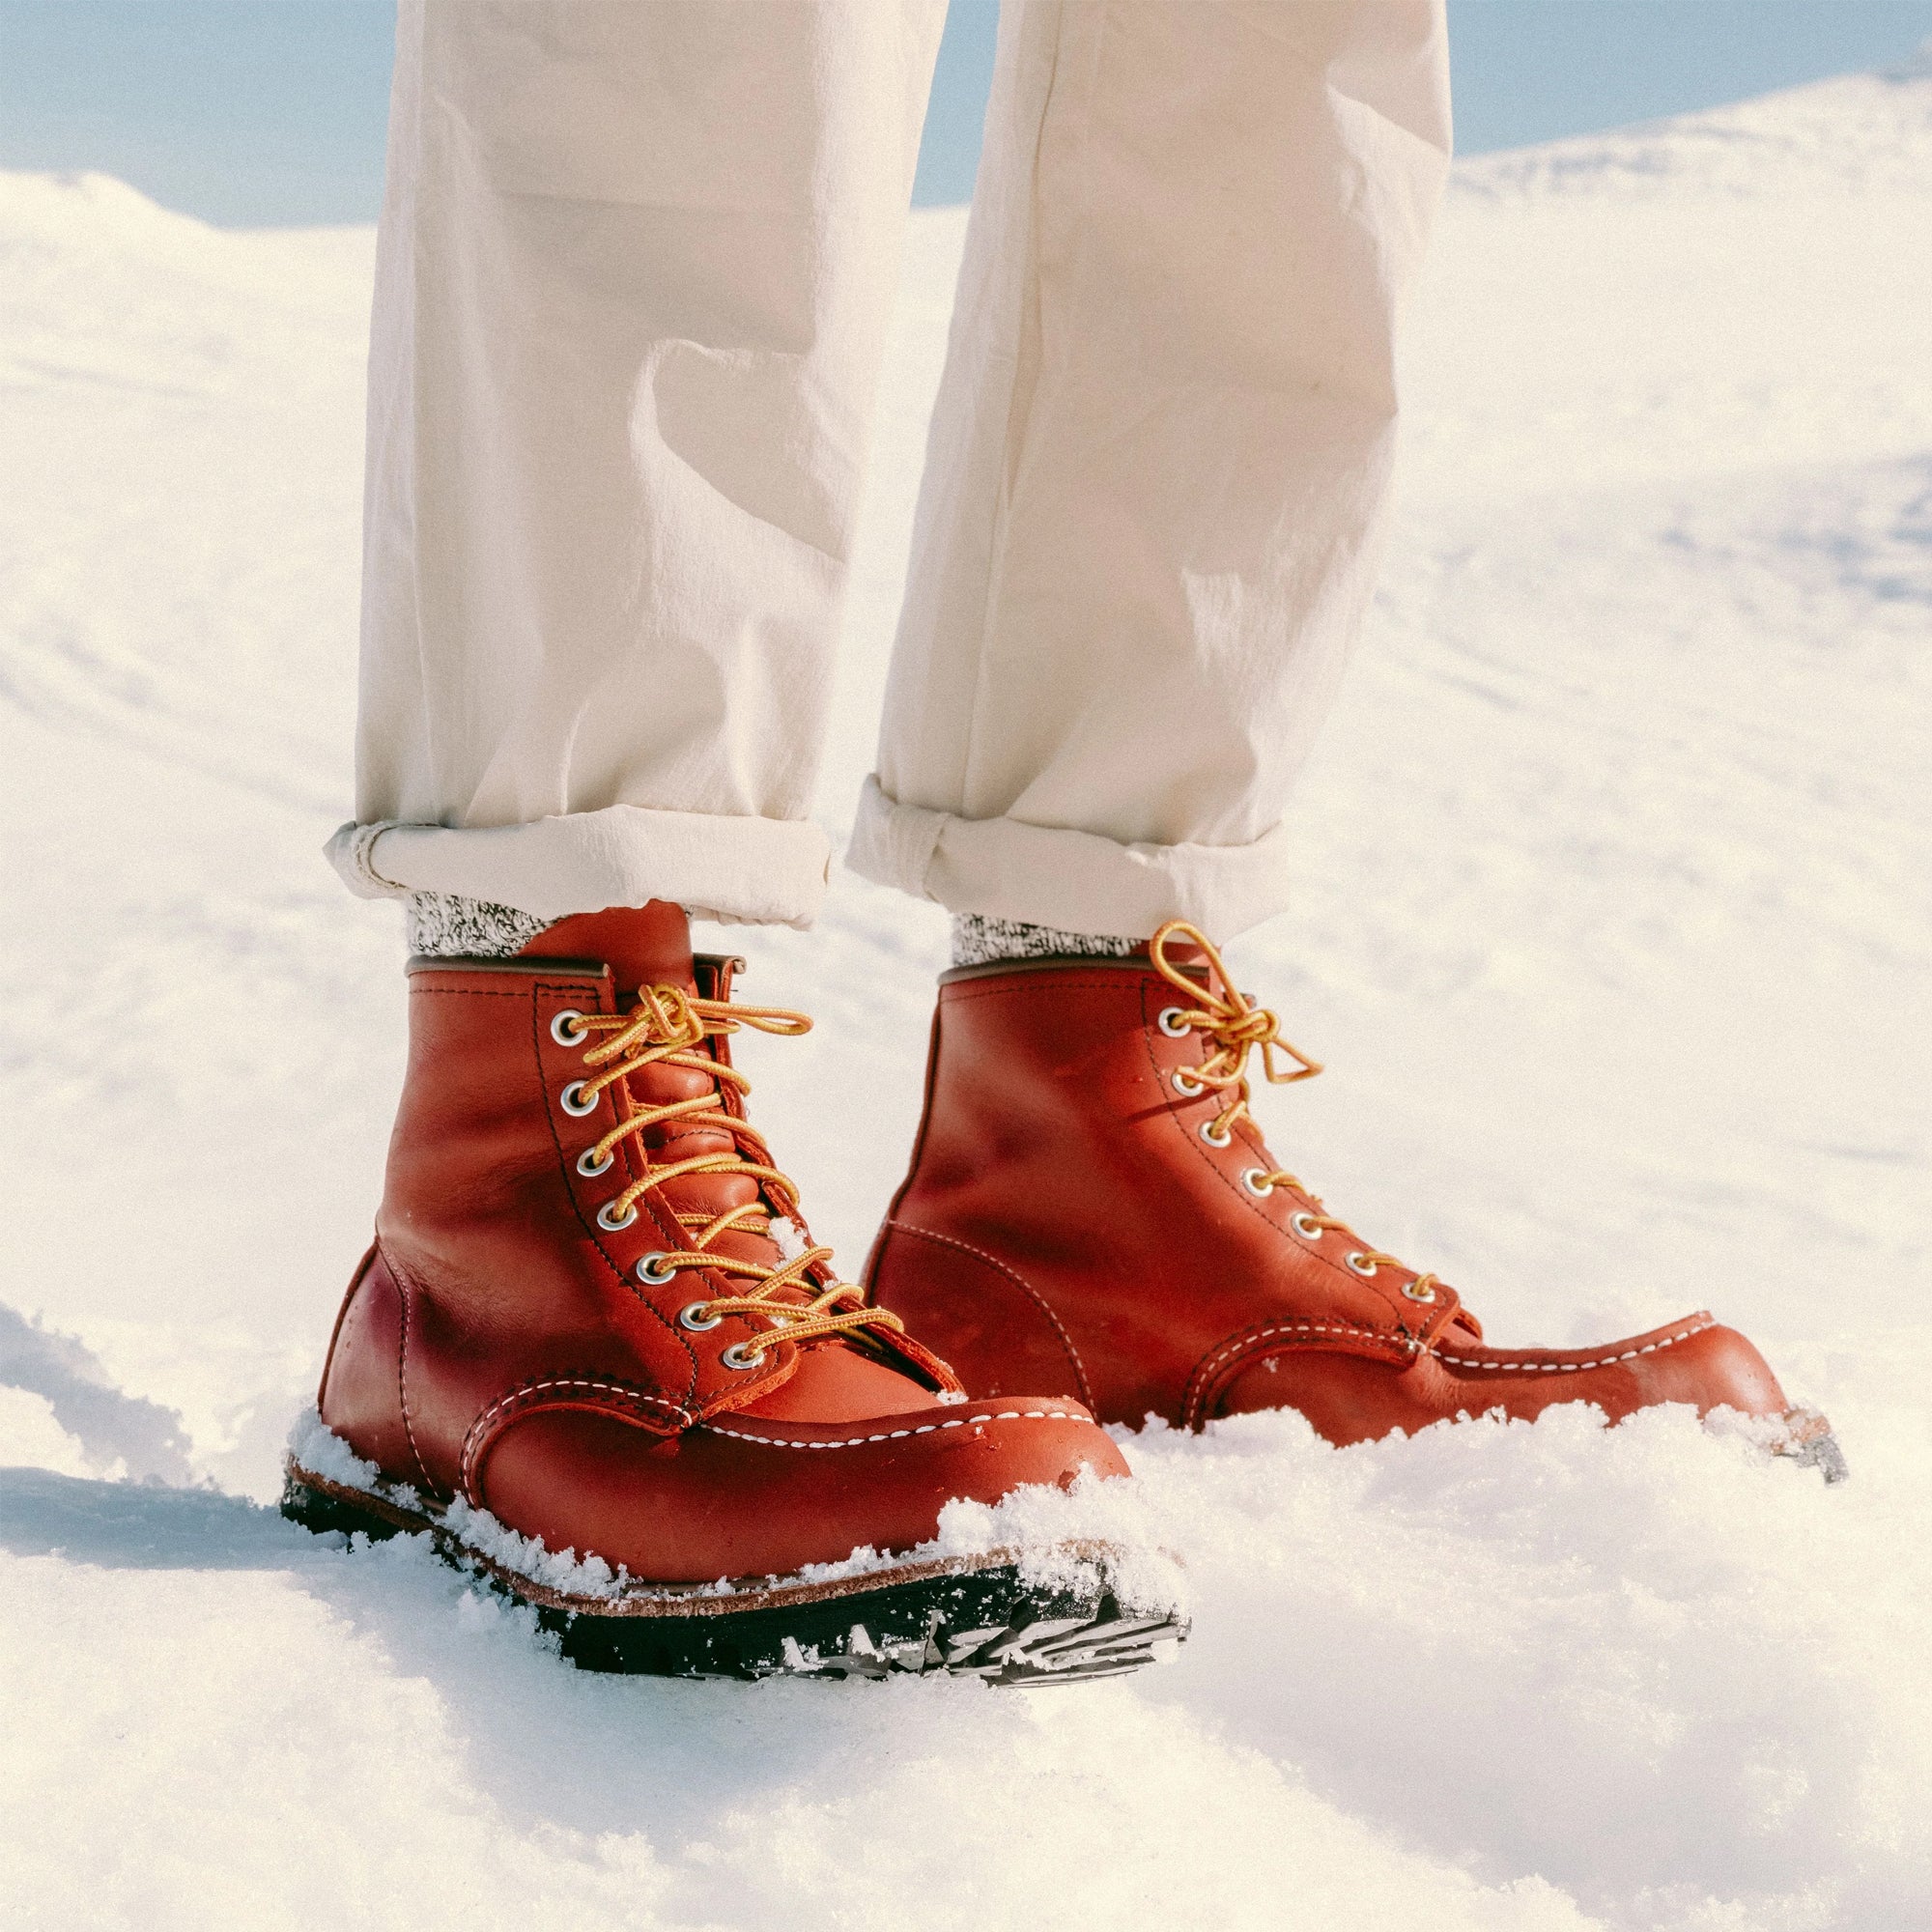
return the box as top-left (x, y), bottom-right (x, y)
top-left (865, 953), bottom-right (1793, 1443)
top-left (316, 905), bottom-right (1127, 1582)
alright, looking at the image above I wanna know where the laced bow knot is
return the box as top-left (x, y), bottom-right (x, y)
top-left (559, 980), bottom-right (909, 1371)
top-left (1149, 922), bottom-right (1321, 1139)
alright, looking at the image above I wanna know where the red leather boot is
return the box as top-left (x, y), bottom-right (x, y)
top-left (867, 923), bottom-right (1842, 1478)
top-left (285, 903), bottom-right (1185, 1681)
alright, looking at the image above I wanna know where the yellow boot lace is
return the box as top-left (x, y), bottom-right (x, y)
top-left (1150, 921), bottom-right (1450, 1315)
top-left (558, 983), bottom-right (907, 1369)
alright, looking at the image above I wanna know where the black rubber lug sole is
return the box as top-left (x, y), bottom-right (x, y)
top-left (281, 1465), bottom-right (1184, 1685)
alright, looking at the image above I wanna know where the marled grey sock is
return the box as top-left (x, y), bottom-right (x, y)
top-left (950, 914), bottom-right (1141, 969)
top-left (405, 891), bottom-right (549, 959)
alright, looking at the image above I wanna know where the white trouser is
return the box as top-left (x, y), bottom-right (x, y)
top-left (331, 0), bottom-right (1450, 938)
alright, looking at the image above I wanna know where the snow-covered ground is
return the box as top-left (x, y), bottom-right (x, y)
top-left (2, 55), bottom-right (1929, 1932)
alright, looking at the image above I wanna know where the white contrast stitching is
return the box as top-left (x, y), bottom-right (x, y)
top-left (1193, 1320), bottom-right (1407, 1389)
top-left (880, 1221), bottom-right (1094, 1407)
top-left (1182, 1318), bottom-right (1415, 1427)
top-left (1187, 1313), bottom-right (1718, 1427)
top-left (461, 1377), bottom-right (693, 1496)
top-left (700, 1406), bottom-right (1085, 1452)
top-left (1433, 1320), bottom-right (1712, 1372)
top-left (391, 1258), bottom-right (433, 1492)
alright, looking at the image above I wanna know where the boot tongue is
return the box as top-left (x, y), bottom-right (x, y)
top-left (519, 901), bottom-right (770, 1258)
top-left (518, 902), bottom-right (696, 995)
top-left (517, 906), bottom-right (937, 1417)
top-left (518, 905), bottom-right (868, 1332)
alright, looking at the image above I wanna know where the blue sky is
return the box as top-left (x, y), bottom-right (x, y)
top-left (2, 1), bottom-right (1929, 226)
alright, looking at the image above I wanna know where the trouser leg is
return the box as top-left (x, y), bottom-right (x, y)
top-left (851, 0), bottom-right (1451, 940)
top-left (333, 0), bottom-right (947, 929)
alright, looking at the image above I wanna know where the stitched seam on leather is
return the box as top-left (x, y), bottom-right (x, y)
top-left (387, 1249), bottom-right (434, 1492)
top-left (1185, 1316), bottom-right (1720, 1427)
top-left (881, 1221), bottom-right (1093, 1407)
top-left (942, 976), bottom-right (1152, 1006)
top-left (1434, 1317), bottom-right (1714, 1372)
top-left (408, 987), bottom-right (531, 999)
top-left (460, 1378), bottom-right (694, 1501)
top-left (700, 1406), bottom-right (1085, 1451)
top-left (1184, 1320), bottom-right (1411, 1428)
top-left (316, 1243), bottom-right (375, 1411)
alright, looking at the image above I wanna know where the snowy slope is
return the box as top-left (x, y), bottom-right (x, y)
top-left (2, 55), bottom-right (1929, 1932)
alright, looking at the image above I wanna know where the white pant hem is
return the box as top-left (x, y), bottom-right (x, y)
top-left (845, 776), bottom-right (1292, 942)
top-left (325, 807), bottom-right (833, 930)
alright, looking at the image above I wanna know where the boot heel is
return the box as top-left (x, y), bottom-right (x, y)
top-left (279, 1465), bottom-right (408, 1543)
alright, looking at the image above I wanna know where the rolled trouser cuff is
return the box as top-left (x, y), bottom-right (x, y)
top-left (326, 806), bottom-right (832, 929)
top-left (846, 775), bottom-right (1292, 943)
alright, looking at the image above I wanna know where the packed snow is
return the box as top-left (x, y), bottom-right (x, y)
top-left (286, 1407), bottom-right (1185, 1615)
top-left (2, 57), bottom-right (1928, 1932)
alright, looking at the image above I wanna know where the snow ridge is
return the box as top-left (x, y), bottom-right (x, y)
top-left (1456, 55), bottom-right (1932, 201)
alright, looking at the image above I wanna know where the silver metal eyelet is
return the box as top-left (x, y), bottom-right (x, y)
top-left (550, 1009), bottom-right (587, 1047)
top-left (559, 1080), bottom-right (599, 1118)
top-left (636, 1253), bottom-right (679, 1287)
top-left (1291, 1211), bottom-right (1323, 1241)
top-left (1199, 1119), bottom-right (1233, 1148)
top-left (1345, 1251), bottom-right (1378, 1278)
top-left (576, 1146), bottom-right (614, 1178)
top-left (1171, 1068), bottom-right (1205, 1097)
top-left (720, 1341), bottom-right (763, 1372)
top-left (1403, 1279), bottom-right (1438, 1304)
top-left (1241, 1167), bottom-right (1275, 1198)
top-left (678, 1298), bottom-right (723, 1330)
top-left (1156, 1007), bottom-right (1191, 1037)
top-left (596, 1199), bottom-right (638, 1232)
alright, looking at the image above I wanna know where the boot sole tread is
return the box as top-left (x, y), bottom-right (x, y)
top-left (280, 1459), bottom-right (1187, 1683)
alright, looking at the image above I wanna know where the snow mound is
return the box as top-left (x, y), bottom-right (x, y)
top-left (290, 1407), bottom-right (1186, 1613)
top-left (1129, 1402), bottom-right (1932, 1924)
top-left (1458, 50), bottom-right (1932, 200)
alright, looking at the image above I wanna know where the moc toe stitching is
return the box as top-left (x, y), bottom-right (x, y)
top-left (1432, 1313), bottom-right (1718, 1375)
top-left (699, 1404), bottom-right (1092, 1452)
top-left (460, 1375), bottom-right (696, 1502)
top-left (1182, 1320), bottom-right (1415, 1430)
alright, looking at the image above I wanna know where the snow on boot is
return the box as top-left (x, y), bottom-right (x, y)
top-left (865, 922), bottom-right (1844, 1479)
top-left (285, 903), bottom-right (1186, 1680)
